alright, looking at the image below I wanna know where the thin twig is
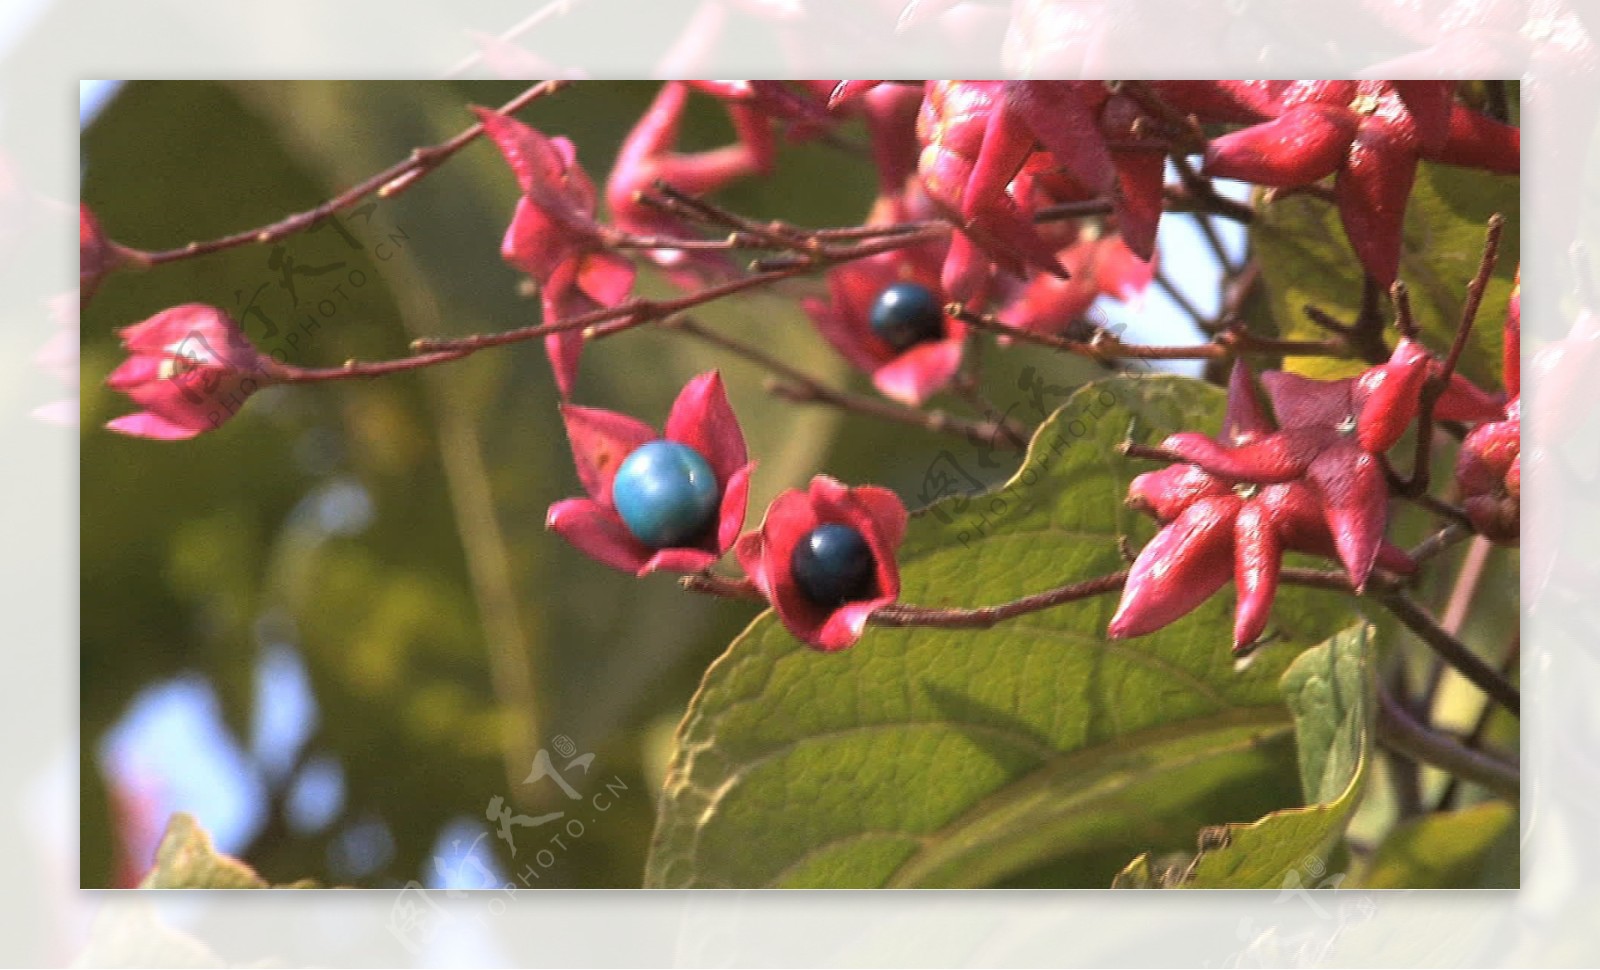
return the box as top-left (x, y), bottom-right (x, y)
top-left (1155, 271), bottom-right (1210, 330)
top-left (412, 225), bottom-right (946, 355)
top-left (1396, 216), bottom-right (1504, 499)
top-left (128, 81), bottom-right (569, 265)
top-left (1434, 634), bottom-right (1520, 810)
top-left (1374, 586), bottom-right (1520, 717)
top-left (1170, 154), bottom-right (1255, 224)
top-left (1375, 682), bottom-right (1519, 802)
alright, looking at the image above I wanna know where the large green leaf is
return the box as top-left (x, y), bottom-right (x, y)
top-left (645, 376), bottom-right (1359, 888)
top-left (1167, 622), bottom-right (1375, 888)
top-left (1254, 161), bottom-right (1520, 390)
top-left (1356, 801), bottom-right (1517, 889)
top-left (139, 813), bottom-right (315, 888)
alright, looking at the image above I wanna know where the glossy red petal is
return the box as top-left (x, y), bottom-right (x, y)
top-left (872, 336), bottom-right (965, 406)
top-left (1434, 373), bottom-right (1506, 424)
top-left (1152, 80), bottom-right (1277, 125)
top-left (1093, 234), bottom-right (1155, 304)
top-left (1224, 359), bottom-right (1276, 444)
top-left (666, 371), bottom-right (749, 487)
top-left (1306, 441), bottom-right (1388, 589)
top-left (1261, 370), bottom-right (1357, 430)
top-left (1233, 502), bottom-right (1283, 652)
top-left (940, 230), bottom-right (998, 305)
top-left (1355, 337), bottom-right (1432, 453)
top-left (1203, 104), bottom-right (1356, 188)
top-left (546, 498), bottom-right (653, 574)
top-left (1127, 464), bottom-right (1230, 523)
top-left (1159, 428), bottom-right (1326, 483)
top-left (106, 410), bottom-right (208, 441)
top-left (1109, 495), bottom-right (1238, 638)
top-left (1428, 103), bottom-right (1520, 175)
top-left (118, 304), bottom-right (256, 365)
top-left (805, 295), bottom-right (886, 374)
top-left (1008, 82), bottom-right (1115, 194)
top-left (844, 483), bottom-right (910, 556)
top-left (1389, 81), bottom-right (1455, 153)
top-left (714, 463), bottom-right (756, 556)
top-left (1111, 149), bottom-right (1165, 262)
top-left (544, 331), bottom-right (583, 400)
top-left (472, 106), bottom-right (568, 198)
top-left (80, 204), bottom-right (126, 302)
top-left (1335, 121), bottom-right (1419, 286)
top-left (576, 251), bottom-right (636, 308)
top-left (558, 404), bottom-right (656, 506)
top-left (639, 547), bottom-right (720, 576)
top-left (1504, 273), bottom-right (1520, 399)
top-left (501, 196), bottom-right (573, 282)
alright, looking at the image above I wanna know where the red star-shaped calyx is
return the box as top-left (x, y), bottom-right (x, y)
top-left (1202, 81), bottom-right (1519, 286)
top-left (1112, 361), bottom-right (1419, 650)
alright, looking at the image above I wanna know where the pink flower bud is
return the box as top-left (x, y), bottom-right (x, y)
top-left (105, 304), bottom-right (275, 440)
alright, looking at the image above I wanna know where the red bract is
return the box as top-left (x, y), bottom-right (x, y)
top-left (1202, 81), bottom-right (1518, 285)
top-left (1113, 361), bottom-right (1416, 649)
top-left (1457, 398), bottom-right (1520, 543)
top-left (547, 371), bottom-right (753, 577)
top-left (475, 105), bottom-right (636, 396)
top-left (803, 201), bottom-right (967, 406)
top-left (915, 80), bottom-right (1068, 300)
top-left (735, 475), bottom-right (907, 651)
top-left (996, 228), bottom-right (1152, 336)
top-left (105, 304), bottom-right (276, 441)
top-left (1158, 347), bottom-right (1429, 589)
top-left (1455, 282), bottom-right (1522, 543)
top-left (81, 204), bottom-right (129, 304)
top-left (605, 81), bottom-right (767, 286)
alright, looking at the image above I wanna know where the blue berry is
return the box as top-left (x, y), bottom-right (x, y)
top-left (869, 282), bottom-right (946, 352)
top-left (790, 523), bottom-right (876, 607)
top-left (611, 440), bottom-right (720, 547)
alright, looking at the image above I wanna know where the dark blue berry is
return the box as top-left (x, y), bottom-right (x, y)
top-left (611, 440), bottom-right (719, 547)
top-left (790, 523), bottom-right (876, 607)
top-left (869, 282), bottom-right (945, 352)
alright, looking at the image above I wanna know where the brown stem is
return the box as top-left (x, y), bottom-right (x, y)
top-left (1397, 216), bottom-right (1504, 499)
top-left (1170, 154), bottom-right (1255, 224)
top-left (1155, 271), bottom-right (1209, 330)
top-left (1110, 80), bottom-right (1208, 153)
top-left (129, 81), bottom-right (569, 265)
top-left (1385, 662), bottom-right (1427, 819)
top-left (411, 226), bottom-right (945, 357)
top-left (273, 348), bottom-right (475, 382)
top-left (1163, 185), bottom-right (1255, 223)
top-left (1375, 682), bottom-right (1519, 802)
top-left (1375, 586), bottom-right (1520, 717)
top-left (869, 571), bottom-right (1129, 629)
top-left (1435, 634), bottom-right (1520, 810)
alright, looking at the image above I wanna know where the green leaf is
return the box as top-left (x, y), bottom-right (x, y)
top-left (645, 376), bottom-right (1358, 888)
top-left (1174, 622), bottom-right (1374, 889)
top-left (1254, 161), bottom-right (1519, 390)
top-left (139, 813), bottom-right (316, 889)
top-left (1357, 802), bottom-right (1517, 889)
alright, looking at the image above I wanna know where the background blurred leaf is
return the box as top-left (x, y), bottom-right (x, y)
top-left (645, 376), bottom-right (1363, 889)
top-left (1254, 161), bottom-right (1520, 389)
top-left (1356, 801), bottom-right (1516, 889)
